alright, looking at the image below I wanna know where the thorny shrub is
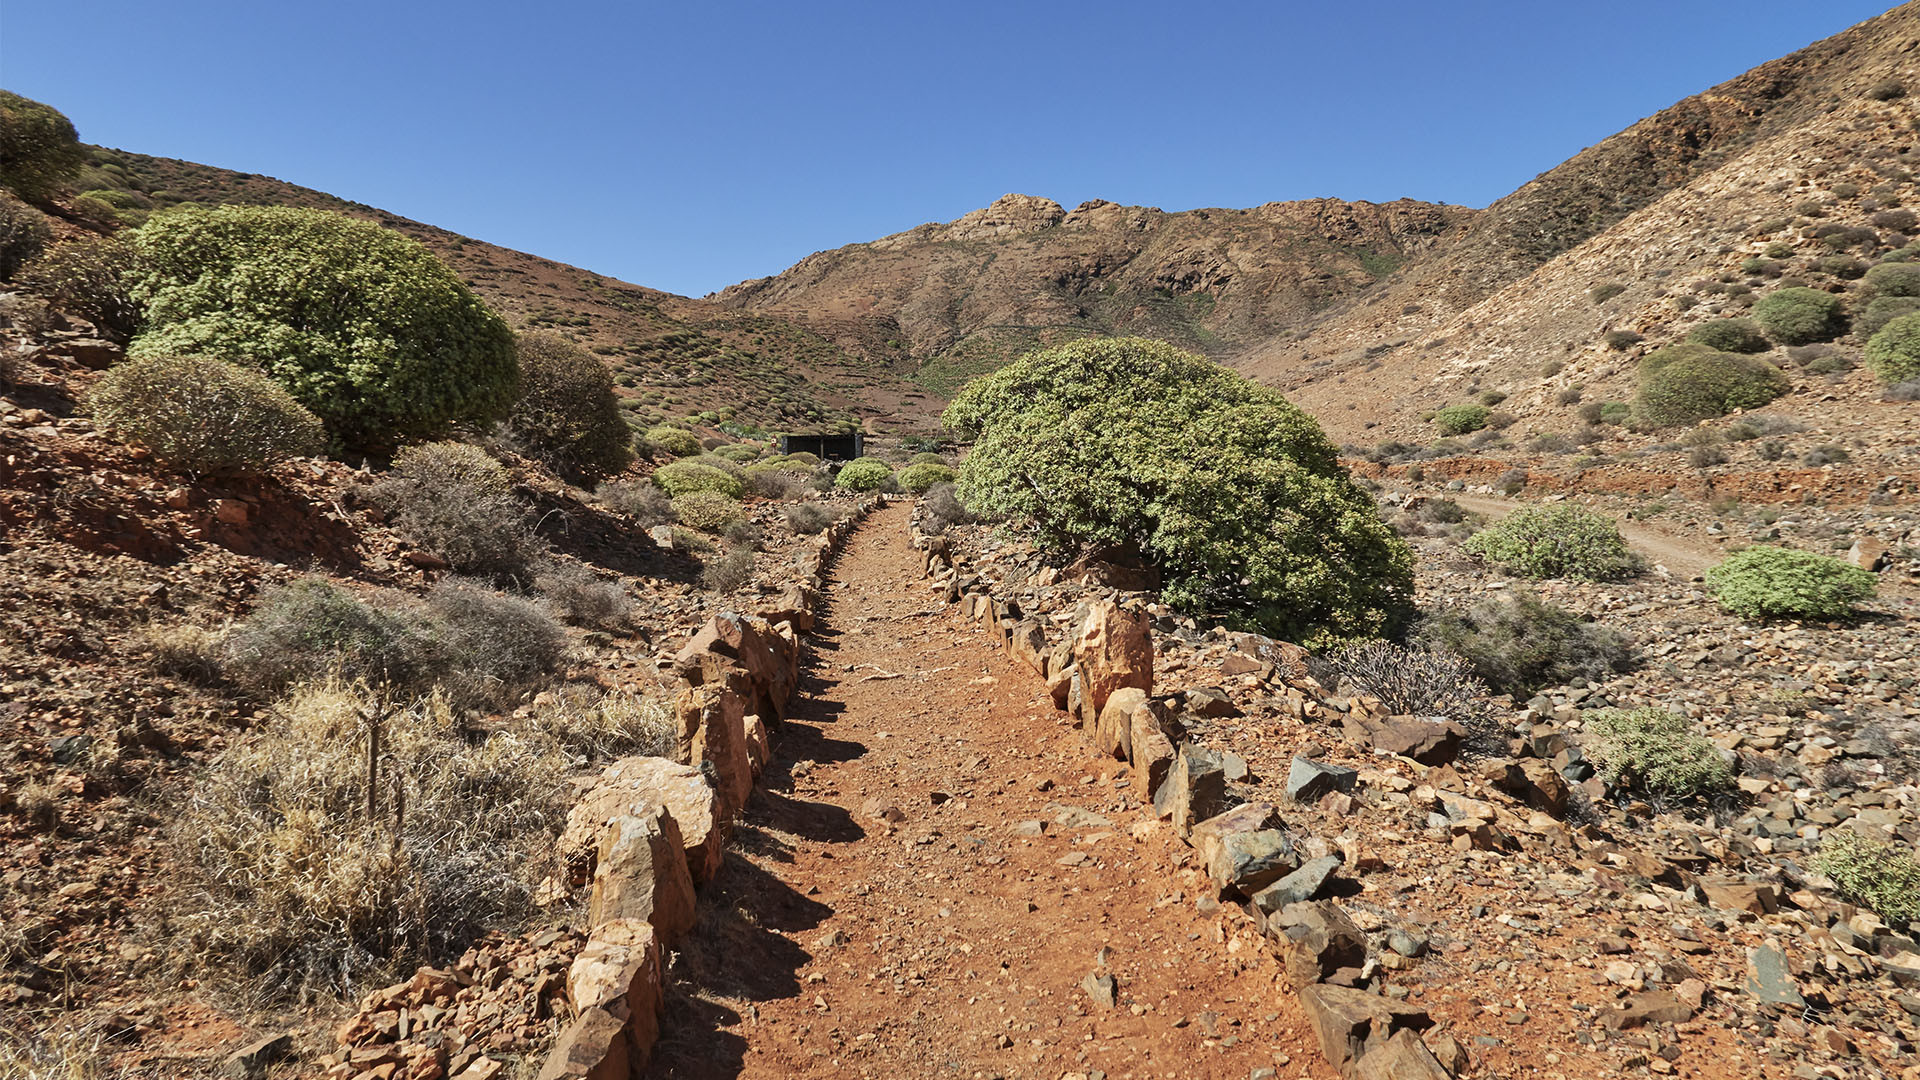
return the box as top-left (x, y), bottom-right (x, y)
top-left (1463, 505), bottom-right (1642, 582)
top-left (370, 442), bottom-right (544, 578)
top-left (86, 354), bottom-right (326, 475)
top-left (1815, 830), bottom-right (1920, 926)
top-left (1413, 592), bottom-right (1635, 698)
top-left (534, 562), bottom-right (632, 632)
top-left (596, 479), bottom-right (674, 527)
top-left (1581, 707), bottom-right (1733, 803)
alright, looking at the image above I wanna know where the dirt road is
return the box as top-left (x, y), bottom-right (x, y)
top-left (646, 504), bottom-right (1332, 1080)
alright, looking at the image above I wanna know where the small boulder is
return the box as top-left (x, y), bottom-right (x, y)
top-left (588, 808), bottom-right (697, 946)
top-left (1153, 744), bottom-right (1228, 836)
top-left (1073, 600), bottom-right (1153, 717)
top-left (1287, 757), bottom-right (1358, 803)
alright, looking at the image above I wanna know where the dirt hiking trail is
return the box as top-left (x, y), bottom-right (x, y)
top-left (646, 504), bottom-right (1334, 1079)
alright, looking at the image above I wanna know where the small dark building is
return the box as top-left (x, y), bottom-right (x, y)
top-left (779, 432), bottom-right (864, 460)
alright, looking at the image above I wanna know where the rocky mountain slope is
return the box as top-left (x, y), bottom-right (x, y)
top-left (717, 193), bottom-right (1473, 394)
top-left (70, 150), bottom-right (939, 432)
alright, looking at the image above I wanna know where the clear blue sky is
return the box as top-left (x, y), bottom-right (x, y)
top-left (0, 1), bottom-right (1899, 297)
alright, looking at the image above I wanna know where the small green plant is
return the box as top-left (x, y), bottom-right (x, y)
top-left (1866, 312), bottom-right (1920, 383)
top-left (86, 354), bottom-right (325, 475)
top-left (1433, 404), bottom-right (1491, 435)
top-left (834, 457), bottom-right (895, 492)
top-left (642, 425), bottom-right (701, 458)
top-left (1815, 830), bottom-right (1920, 926)
top-left (1590, 282), bottom-right (1627, 304)
top-left (1463, 505), bottom-right (1641, 581)
top-left (1704, 546), bottom-right (1876, 620)
top-left (1603, 329), bottom-right (1643, 350)
top-left (1863, 261), bottom-right (1920, 298)
top-left (652, 460), bottom-right (745, 499)
top-left (1633, 344), bottom-right (1789, 427)
top-left (897, 461), bottom-right (957, 493)
top-left (1415, 592), bottom-right (1634, 698)
top-left (1685, 318), bottom-right (1770, 353)
top-left (1752, 287), bottom-right (1843, 345)
top-left (1581, 707), bottom-right (1733, 802)
top-left (671, 490), bottom-right (745, 531)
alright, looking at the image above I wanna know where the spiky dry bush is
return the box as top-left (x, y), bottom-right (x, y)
top-left (425, 579), bottom-right (567, 709)
top-left (174, 681), bottom-right (568, 1003)
top-left (370, 442), bottom-right (545, 578)
top-left (534, 562), bottom-right (632, 632)
top-left (522, 684), bottom-right (675, 763)
top-left (138, 621), bottom-right (225, 683)
top-left (86, 354), bottom-right (327, 476)
top-left (783, 502), bottom-right (845, 536)
top-left (1312, 640), bottom-right (1488, 718)
top-left (699, 549), bottom-right (755, 593)
top-left (0, 1019), bottom-right (116, 1080)
top-left (596, 478), bottom-right (674, 526)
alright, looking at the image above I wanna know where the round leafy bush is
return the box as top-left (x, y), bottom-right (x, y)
top-left (710, 443), bottom-right (760, 463)
top-left (1633, 344), bottom-right (1789, 427)
top-left (1815, 831), bottom-right (1920, 927)
top-left (1582, 707), bottom-right (1732, 802)
top-left (652, 460), bottom-right (744, 499)
top-left (505, 331), bottom-right (632, 480)
top-left (1752, 287), bottom-right (1843, 345)
top-left (1433, 404), bottom-right (1491, 435)
top-left (1685, 318), bottom-right (1770, 353)
top-left (909, 451), bottom-right (948, 466)
top-left (1704, 546), bottom-right (1875, 620)
top-left (671, 490), bottom-right (744, 531)
top-left (1462, 505), bottom-right (1640, 581)
top-left (86, 354), bottom-right (325, 475)
top-left (897, 461), bottom-right (956, 493)
top-left (0, 91), bottom-right (85, 203)
top-left (643, 424), bottom-right (701, 458)
top-left (0, 191), bottom-right (49, 281)
top-left (782, 451), bottom-right (821, 467)
top-left (126, 206), bottom-right (516, 445)
top-left (942, 336), bottom-right (1412, 647)
top-left (1859, 295), bottom-right (1920, 338)
top-left (1866, 312), bottom-right (1920, 383)
top-left (1864, 261), bottom-right (1920, 298)
top-left (834, 457), bottom-right (894, 492)
top-left (23, 234), bottom-right (140, 341)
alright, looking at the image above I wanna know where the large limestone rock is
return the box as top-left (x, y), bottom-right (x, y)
top-left (1153, 744), bottom-right (1227, 836)
top-left (1093, 687), bottom-right (1147, 761)
top-left (674, 612), bottom-right (799, 721)
top-left (1268, 900), bottom-right (1367, 989)
top-left (1298, 983), bottom-right (1433, 1074)
top-left (1072, 601), bottom-right (1153, 718)
top-left (588, 808), bottom-right (697, 945)
top-left (559, 757), bottom-right (726, 888)
top-left (676, 676), bottom-right (753, 816)
top-left (566, 919), bottom-right (664, 1069)
top-left (1129, 698), bottom-right (1179, 800)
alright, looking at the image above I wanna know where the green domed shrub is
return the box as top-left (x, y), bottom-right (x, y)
top-left (898, 461), bottom-right (957, 493)
top-left (1433, 404), bottom-right (1491, 435)
top-left (943, 336), bottom-right (1412, 648)
top-left (781, 451), bottom-right (821, 467)
top-left (1866, 312), bottom-right (1920, 383)
top-left (710, 443), bottom-right (760, 463)
top-left (505, 331), bottom-right (632, 480)
top-left (1863, 261), bottom-right (1920, 298)
top-left (1815, 831), bottom-right (1920, 927)
top-left (1704, 546), bottom-right (1876, 620)
top-left (127, 206), bottom-right (516, 446)
top-left (1633, 344), bottom-right (1789, 427)
top-left (643, 424), bottom-right (701, 458)
top-left (86, 354), bottom-right (325, 475)
top-left (1752, 287), bottom-right (1844, 345)
top-left (651, 460), bottom-right (744, 499)
top-left (834, 458), bottom-right (894, 492)
top-left (1582, 707), bottom-right (1732, 801)
top-left (1859, 295), bottom-right (1920, 338)
top-left (671, 490), bottom-right (744, 531)
top-left (0, 91), bottom-right (85, 203)
top-left (909, 452), bottom-right (947, 466)
top-left (1462, 505), bottom-right (1640, 581)
top-left (1685, 318), bottom-right (1770, 353)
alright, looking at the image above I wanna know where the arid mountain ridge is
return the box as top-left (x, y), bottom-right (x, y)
top-left (66, 2), bottom-right (1920, 448)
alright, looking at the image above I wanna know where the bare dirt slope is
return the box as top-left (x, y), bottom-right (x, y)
top-left (648, 504), bottom-right (1335, 1080)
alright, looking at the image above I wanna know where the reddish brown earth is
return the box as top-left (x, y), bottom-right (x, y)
top-left (647, 504), bottom-right (1337, 1080)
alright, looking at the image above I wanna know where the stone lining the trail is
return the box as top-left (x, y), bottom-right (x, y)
top-left (324, 498), bottom-right (885, 1080)
top-left (908, 499), bottom-right (1920, 1078)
